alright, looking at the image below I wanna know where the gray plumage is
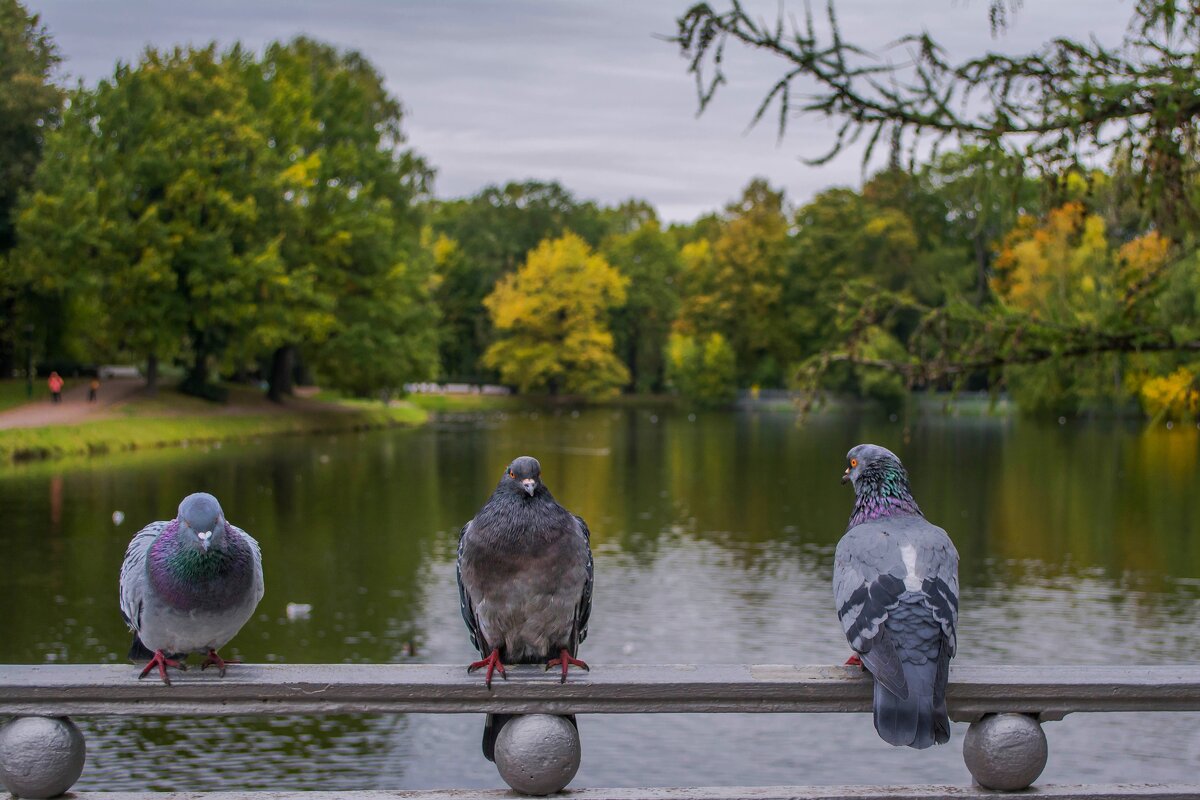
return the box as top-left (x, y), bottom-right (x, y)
top-left (834, 444), bottom-right (959, 749)
top-left (119, 492), bottom-right (264, 682)
top-left (457, 455), bottom-right (593, 760)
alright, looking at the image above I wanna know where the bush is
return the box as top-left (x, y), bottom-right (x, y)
top-left (665, 331), bottom-right (737, 406)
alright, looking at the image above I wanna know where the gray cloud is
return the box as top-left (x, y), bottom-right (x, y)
top-left (29, 0), bottom-right (1131, 221)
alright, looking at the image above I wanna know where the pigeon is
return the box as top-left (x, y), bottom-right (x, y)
top-left (833, 444), bottom-right (959, 749)
top-left (457, 455), bottom-right (593, 761)
top-left (118, 492), bottom-right (264, 684)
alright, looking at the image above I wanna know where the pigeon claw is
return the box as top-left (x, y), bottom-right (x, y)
top-left (467, 648), bottom-right (507, 689)
top-left (138, 650), bottom-right (187, 685)
top-left (199, 649), bottom-right (239, 677)
top-left (844, 653), bottom-right (863, 668)
top-left (545, 649), bottom-right (589, 684)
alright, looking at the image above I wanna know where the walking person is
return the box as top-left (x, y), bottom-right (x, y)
top-left (48, 371), bottom-right (64, 404)
top-left (89, 377), bottom-right (100, 402)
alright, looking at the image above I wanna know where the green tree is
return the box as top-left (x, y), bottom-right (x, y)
top-left (675, 0), bottom-right (1200, 396)
top-left (0, 0), bottom-right (62, 376)
top-left (15, 45), bottom-right (278, 394)
top-left (665, 331), bottom-right (737, 406)
top-left (15, 40), bottom-right (438, 399)
top-left (430, 181), bottom-right (612, 380)
top-left (482, 232), bottom-right (629, 397)
top-left (242, 37), bottom-right (437, 400)
top-left (601, 215), bottom-right (680, 392)
top-left (675, 178), bottom-right (791, 385)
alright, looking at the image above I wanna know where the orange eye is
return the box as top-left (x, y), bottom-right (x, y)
top-left (850, 458), bottom-right (858, 468)
top-left (508, 470), bottom-right (516, 479)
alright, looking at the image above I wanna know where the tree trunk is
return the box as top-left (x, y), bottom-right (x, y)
top-left (182, 348), bottom-right (208, 398)
top-left (145, 352), bottom-right (158, 396)
top-left (267, 345), bottom-right (296, 403)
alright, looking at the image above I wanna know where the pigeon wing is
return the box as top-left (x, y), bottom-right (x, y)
top-left (232, 524), bottom-right (266, 606)
top-left (571, 514), bottom-right (594, 652)
top-left (119, 521), bottom-right (167, 632)
top-left (456, 521), bottom-right (488, 656)
top-left (911, 521), bottom-right (960, 656)
top-left (833, 522), bottom-right (910, 698)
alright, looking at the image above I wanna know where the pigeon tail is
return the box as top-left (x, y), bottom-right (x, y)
top-left (128, 633), bottom-right (156, 662)
top-left (872, 649), bottom-right (950, 749)
top-left (482, 713), bottom-right (578, 762)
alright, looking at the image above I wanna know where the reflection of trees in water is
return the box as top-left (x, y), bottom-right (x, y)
top-left (78, 714), bottom-right (409, 791)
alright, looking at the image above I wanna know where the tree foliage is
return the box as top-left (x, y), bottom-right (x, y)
top-left (242, 37), bottom-right (437, 398)
top-left (675, 179), bottom-right (792, 385)
top-left (12, 39), bottom-right (437, 397)
top-left (482, 232), bottom-right (629, 397)
top-left (665, 331), bottom-right (737, 406)
top-left (430, 181), bottom-right (610, 381)
top-left (675, 0), bottom-right (1200, 407)
top-left (0, 0), bottom-right (62, 375)
top-left (602, 216), bottom-right (680, 392)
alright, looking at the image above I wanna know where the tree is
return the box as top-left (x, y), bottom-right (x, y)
top-left (430, 181), bottom-right (612, 381)
top-left (482, 232), bottom-right (629, 397)
top-left (0, 0), bottom-right (62, 376)
top-left (674, 0), bottom-right (1200, 398)
top-left (601, 215), bottom-right (680, 392)
top-left (15, 45), bottom-right (278, 394)
top-left (675, 178), bottom-right (792, 385)
top-left (665, 331), bottom-right (737, 406)
top-left (14, 39), bottom-right (438, 399)
top-left (241, 37), bottom-right (437, 400)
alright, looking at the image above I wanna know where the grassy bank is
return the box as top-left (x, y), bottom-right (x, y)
top-left (0, 390), bottom-right (427, 463)
top-left (0, 380), bottom-right (48, 412)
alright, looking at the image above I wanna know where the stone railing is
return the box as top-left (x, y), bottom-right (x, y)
top-left (1, 663), bottom-right (1199, 798)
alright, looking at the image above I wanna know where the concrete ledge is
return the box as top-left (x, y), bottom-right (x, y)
top-left (2, 664), bottom-right (1200, 721)
top-left (59, 785), bottom-right (1200, 799)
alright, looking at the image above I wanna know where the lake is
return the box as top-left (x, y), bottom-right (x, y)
top-left (2, 406), bottom-right (1199, 790)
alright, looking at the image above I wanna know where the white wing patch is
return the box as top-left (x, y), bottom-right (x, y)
top-left (900, 543), bottom-right (922, 592)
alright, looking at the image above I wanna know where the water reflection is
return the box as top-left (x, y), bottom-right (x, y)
top-left (1, 408), bottom-right (1199, 788)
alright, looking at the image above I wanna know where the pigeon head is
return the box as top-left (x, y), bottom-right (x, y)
top-left (503, 456), bottom-right (543, 498)
top-left (842, 444), bottom-right (903, 488)
top-left (176, 492), bottom-right (228, 553)
top-left (842, 443), bottom-right (922, 525)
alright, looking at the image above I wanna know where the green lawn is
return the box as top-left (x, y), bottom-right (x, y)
top-left (0, 378), bottom-right (48, 412)
top-left (0, 395), bottom-right (427, 463)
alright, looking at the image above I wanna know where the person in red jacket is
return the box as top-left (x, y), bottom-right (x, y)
top-left (48, 371), bottom-right (64, 404)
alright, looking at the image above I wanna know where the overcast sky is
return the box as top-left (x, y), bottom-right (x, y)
top-left (27, 1), bottom-right (1133, 222)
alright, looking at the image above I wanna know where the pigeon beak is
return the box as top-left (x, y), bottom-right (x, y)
top-left (841, 468), bottom-right (851, 485)
top-left (197, 530), bottom-right (213, 551)
top-left (521, 478), bottom-right (536, 496)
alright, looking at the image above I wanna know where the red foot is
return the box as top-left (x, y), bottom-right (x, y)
top-left (845, 654), bottom-right (863, 667)
top-left (138, 650), bottom-right (187, 685)
top-left (545, 648), bottom-right (590, 684)
top-left (200, 649), bottom-right (240, 677)
top-left (467, 648), bottom-right (507, 688)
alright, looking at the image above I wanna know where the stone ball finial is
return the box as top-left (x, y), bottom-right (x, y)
top-left (493, 714), bottom-right (581, 795)
top-left (0, 716), bottom-right (87, 799)
top-left (963, 712), bottom-right (1048, 791)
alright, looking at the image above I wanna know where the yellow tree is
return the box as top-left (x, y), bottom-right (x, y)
top-left (482, 232), bottom-right (629, 397)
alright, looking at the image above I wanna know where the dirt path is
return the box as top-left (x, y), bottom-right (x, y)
top-left (0, 378), bottom-right (146, 430)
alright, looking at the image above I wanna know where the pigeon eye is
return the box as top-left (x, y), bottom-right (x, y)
top-left (850, 458), bottom-right (858, 468)
top-left (508, 470), bottom-right (516, 479)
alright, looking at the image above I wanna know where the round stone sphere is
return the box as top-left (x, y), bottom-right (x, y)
top-left (493, 714), bottom-right (581, 796)
top-left (0, 716), bottom-right (86, 799)
top-left (963, 712), bottom-right (1048, 791)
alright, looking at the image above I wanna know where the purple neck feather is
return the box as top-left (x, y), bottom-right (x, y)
top-left (847, 462), bottom-right (923, 530)
top-left (148, 520), bottom-right (253, 611)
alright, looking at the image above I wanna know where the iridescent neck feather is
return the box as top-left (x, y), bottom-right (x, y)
top-left (848, 461), bottom-right (923, 529)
